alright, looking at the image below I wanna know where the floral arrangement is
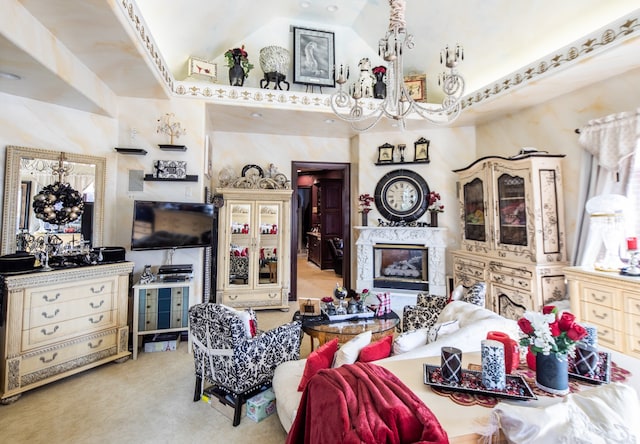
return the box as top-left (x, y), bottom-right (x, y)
top-left (358, 193), bottom-right (374, 214)
top-left (321, 296), bottom-right (334, 304)
top-left (428, 191), bottom-right (444, 213)
top-left (224, 45), bottom-right (253, 76)
top-left (354, 288), bottom-right (370, 302)
top-left (372, 66), bottom-right (387, 75)
top-left (517, 305), bottom-right (587, 355)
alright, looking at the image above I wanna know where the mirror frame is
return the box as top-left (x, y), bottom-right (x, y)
top-left (1, 145), bottom-right (106, 255)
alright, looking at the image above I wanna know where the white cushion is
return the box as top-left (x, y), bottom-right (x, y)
top-left (332, 331), bottom-right (372, 367)
top-left (427, 319), bottom-right (460, 343)
top-left (490, 383), bottom-right (640, 444)
top-left (392, 328), bottom-right (429, 355)
top-left (272, 359), bottom-right (306, 433)
top-left (220, 304), bottom-right (253, 338)
top-left (451, 284), bottom-right (465, 301)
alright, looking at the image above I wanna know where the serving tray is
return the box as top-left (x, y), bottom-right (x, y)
top-left (423, 364), bottom-right (537, 401)
top-left (322, 308), bottom-right (375, 322)
top-left (568, 350), bottom-right (611, 384)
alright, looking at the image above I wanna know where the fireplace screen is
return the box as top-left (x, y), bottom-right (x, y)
top-left (373, 244), bottom-right (428, 291)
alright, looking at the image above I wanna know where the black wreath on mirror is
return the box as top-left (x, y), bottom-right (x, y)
top-left (32, 182), bottom-right (85, 225)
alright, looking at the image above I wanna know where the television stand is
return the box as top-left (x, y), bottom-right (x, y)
top-left (132, 278), bottom-right (195, 359)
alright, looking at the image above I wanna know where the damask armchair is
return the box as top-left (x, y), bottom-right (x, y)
top-left (189, 303), bottom-right (301, 426)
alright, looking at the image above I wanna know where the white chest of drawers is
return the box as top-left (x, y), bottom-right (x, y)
top-left (0, 262), bottom-right (133, 403)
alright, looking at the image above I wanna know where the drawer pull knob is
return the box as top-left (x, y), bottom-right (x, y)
top-left (89, 315), bottom-right (104, 324)
top-left (42, 293), bottom-right (61, 302)
top-left (39, 353), bottom-right (58, 363)
top-left (229, 294), bottom-right (238, 300)
top-left (42, 309), bottom-right (60, 319)
top-left (88, 339), bottom-right (104, 349)
top-left (90, 300), bottom-right (105, 309)
top-left (90, 285), bottom-right (106, 294)
top-left (592, 311), bottom-right (608, 320)
top-left (591, 293), bottom-right (606, 302)
top-left (41, 326), bottom-right (59, 336)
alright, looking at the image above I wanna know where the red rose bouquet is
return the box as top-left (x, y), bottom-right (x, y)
top-left (518, 305), bottom-right (587, 355)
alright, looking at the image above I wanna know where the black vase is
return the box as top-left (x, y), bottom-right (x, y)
top-left (374, 71), bottom-right (386, 99)
top-left (229, 62), bottom-right (245, 87)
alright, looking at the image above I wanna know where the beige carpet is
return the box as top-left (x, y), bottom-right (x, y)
top-left (0, 303), bottom-right (314, 444)
top-left (1, 258), bottom-right (335, 443)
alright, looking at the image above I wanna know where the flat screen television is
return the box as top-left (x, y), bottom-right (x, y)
top-left (131, 200), bottom-right (214, 251)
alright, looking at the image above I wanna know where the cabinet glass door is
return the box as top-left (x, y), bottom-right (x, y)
top-left (229, 203), bottom-right (251, 286)
top-left (463, 178), bottom-right (486, 241)
top-left (497, 173), bottom-right (527, 246)
top-left (257, 203), bottom-right (280, 285)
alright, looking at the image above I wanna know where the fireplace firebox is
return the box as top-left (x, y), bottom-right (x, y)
top-left (373, 244), bottom-right (428, 291)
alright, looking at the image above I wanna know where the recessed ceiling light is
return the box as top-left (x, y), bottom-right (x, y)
top-left (300, 1), bottom-right (311, 8)
top-left (327, 5), bottom-right (338, 13)
top-left (0, 71), bottom-right (21, 80)
top-left (324, 118), bottom-right (335, 124)
top-left (250, 112), bottom-right (263, 118)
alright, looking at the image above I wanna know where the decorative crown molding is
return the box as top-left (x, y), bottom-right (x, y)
top-left (462, 15), bottom-right (640, 109)
top-left (118, 2), bottom-right (639, 114)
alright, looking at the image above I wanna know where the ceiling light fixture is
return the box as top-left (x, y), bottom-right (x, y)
top-left (250, 112), bottom-right (263, 118)
top-left (330, 0), bottom-right (465, 131)
top-left (327, 5), bottom-right (338, 13)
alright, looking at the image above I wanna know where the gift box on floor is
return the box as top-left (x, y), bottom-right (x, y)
top-left (246, 388), bottom-right (276, 422)
top-left (202, 387), bottom-right (245, 420)
top-left (143, 333), bottom-right (180, 352)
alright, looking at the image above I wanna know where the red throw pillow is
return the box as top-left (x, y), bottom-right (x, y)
top-left (297, 339), bottom-right (339, 391)
top-left (358, 335), bottom-right (393, 363)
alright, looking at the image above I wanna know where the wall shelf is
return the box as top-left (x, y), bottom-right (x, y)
top-left (144, 174), bottom-right (198, 182)
top-left (375, 160), bottom-right (431, 166)
top-left (114, 147), bottom-right (148, 155)
top-left (158, 144), bottom-right (187, 151)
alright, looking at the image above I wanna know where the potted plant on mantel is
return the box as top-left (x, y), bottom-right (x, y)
top-left (427, 191), bottom-right (444, 227)
top-left (358, 193), bottom-right (374, 226)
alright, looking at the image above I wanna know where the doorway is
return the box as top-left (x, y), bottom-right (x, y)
top-left (290, 161), bottom-right (351, 300)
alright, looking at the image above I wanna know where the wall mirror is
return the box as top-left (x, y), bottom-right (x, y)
top-left (1, 146), bottom-right (106, 255)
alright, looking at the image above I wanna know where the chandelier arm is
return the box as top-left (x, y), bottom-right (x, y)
top-left (329, 0), bottom-right (465, 132)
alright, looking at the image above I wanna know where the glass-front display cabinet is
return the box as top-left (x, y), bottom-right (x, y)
top-left (216, 186), bottom-right (292, 310)
top-left (452, 154), bottom-right (568, 320)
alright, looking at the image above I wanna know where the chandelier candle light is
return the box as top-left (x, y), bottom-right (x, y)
top-left (330, 0), bottom-right (465, 131)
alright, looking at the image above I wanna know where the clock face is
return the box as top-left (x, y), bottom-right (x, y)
top-left (374, 169), bottom-right (430, 222)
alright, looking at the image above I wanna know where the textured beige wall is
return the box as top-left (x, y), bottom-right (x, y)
top-left (476, 66), bottom-right (640, 262)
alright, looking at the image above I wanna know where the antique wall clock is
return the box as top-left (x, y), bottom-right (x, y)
top-left (374, 169), bottom-right (430, 222)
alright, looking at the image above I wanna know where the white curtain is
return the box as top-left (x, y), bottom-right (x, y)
top-left (572, 110), bottom-right (640, 266)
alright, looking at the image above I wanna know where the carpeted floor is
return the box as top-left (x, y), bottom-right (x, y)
top-left (1, 257), bottom-right (334, 444)
top-left (0, 302), bottom-right (311, 444)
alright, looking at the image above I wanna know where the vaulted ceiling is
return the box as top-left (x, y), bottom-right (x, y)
top-left (1, 0), bottom-right (639, 136)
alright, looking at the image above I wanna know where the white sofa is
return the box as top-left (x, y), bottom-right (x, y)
top-left (272, 300), bottom-right (520, 433)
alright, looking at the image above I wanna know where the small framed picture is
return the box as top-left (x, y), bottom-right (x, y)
top-left (404, 74), bottom-right (427, 102)
top-left (414, 137), bottom-right (430, 163)
top-left (293, 27), bottom-right (335, 87)
top-left (299, 298), bottom-right (321, 316)
top-left (377, 143), bottom-right (395, 164)
top-left (188, 56), bottom-right (217, 82)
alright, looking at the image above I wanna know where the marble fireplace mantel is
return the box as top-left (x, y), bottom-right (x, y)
top-left (354, 226), bottom-right (447, 312)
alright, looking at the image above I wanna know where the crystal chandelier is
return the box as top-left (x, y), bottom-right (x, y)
top-left (330, 0), bottom-right (465, 131)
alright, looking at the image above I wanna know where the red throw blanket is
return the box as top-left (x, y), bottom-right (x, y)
top-left (286, 361), bottom-right (449, 444)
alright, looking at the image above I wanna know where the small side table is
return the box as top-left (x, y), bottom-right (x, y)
top-left (301, 311), bottom-right (399, 351)
top-left (132, 279), bottom-right (195, 359)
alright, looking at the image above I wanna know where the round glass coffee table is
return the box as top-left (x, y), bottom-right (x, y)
top-left (301, 311), bottom-right (399, 351)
